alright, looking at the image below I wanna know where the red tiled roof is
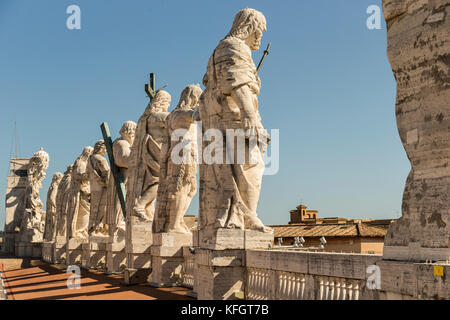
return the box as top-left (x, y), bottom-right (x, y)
top-left (270, 222), bottom-right (389, 238)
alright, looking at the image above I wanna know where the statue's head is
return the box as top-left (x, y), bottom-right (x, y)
top-left (81, 146), bottom-right (94, 159)
top-left (94, 140), bottom-right (107, 156)
top-left (120, 120), bottom-right (137, 144)
top-left (227, 8), bottom-right (266, 50)
top-left (28, 148), bottom-right (50, 182)
top-left (151, 90), bottom-right (171, 113)
top-left (66, 164), bottom-right (74, 174)
top-left (52, 172), bottom-right (64, 184)
top-left (177, 84), bottom-right (203, 110)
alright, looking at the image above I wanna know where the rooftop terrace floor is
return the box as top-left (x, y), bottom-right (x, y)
top-left (0, 261), bottom-right (194, 300)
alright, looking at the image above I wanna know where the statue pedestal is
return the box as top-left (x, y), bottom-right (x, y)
top-left (106, 234), bottom-right (126, 274)
top-left (82, 235), bottom-right (108, 270)
top-left (149, 232), bottom-right (192, 287)
top-left (123, 217), bottom-right (152, 284)
top-left (66, 238), bottom-right (87, 266)
top-left (42, 241), bottom-right (55, 263)
top-left (195, 229), bottom-right (274, 300)
top-left (54, 236), bottom-right (67, 264)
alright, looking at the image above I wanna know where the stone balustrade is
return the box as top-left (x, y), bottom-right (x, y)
top-left (244, 249), bottom-right (381, 300)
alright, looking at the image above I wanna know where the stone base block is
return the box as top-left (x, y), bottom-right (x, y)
top-left (150, 232), bottom-right (192, 287)
top-left (42, 242), bottom-right (55, 263)
top-left (198, 229), bottom-right (274, 250)
top-left (383, 243), bottom-right (450, 262)
top-left (81, 236), bottom-right (108, 270)
top-left (377, 260), bottom-right (449, 299)
top-left (106, 241), bottom-right (126, 274)
top-left (16, 242), bottom-right (42, 258)
top-left (66, 238), bottom-right (86, 266)
top-left (122, 268), bottom-right (152, 285)
top-left (126, 243), bottom-right (152, 269)
top-left (195, 248), bottom-right (246, 300)
top-left (54, 240), bottom-right (67, 264)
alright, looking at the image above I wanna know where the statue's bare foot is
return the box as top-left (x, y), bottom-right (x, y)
top-left (133, 206), bottom-right (151, 222)
top-left (245, 216), bottom-right (273, 233)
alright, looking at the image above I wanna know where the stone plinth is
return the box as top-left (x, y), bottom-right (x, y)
top-left (125, 217), bottom-right (152, 274)
top-left (196, 229), bottom-right (274, 300)
top-left (149, 232), bottom-right (192, 287)
top-left (197, 229), bottom-right (273, 250)
top-left (66, 238), bottom-right (86, 266)
top-left (54, 236), bottom-right (67, 264)
top-left (42, 241), bottom-right (54, 263)
top-left (106, 234), bottom-right (126, 274)
top-left (82, 235), bottom-right (108, 270)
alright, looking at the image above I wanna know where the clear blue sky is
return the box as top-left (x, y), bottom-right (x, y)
top-left (0, 0), bottom-right (409, 230)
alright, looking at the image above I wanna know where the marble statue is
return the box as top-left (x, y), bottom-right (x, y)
top-left (106, 121), bottom-right (136, 235)
top-left (126, 90), bottom-right (171, 222)
top-left (87, 140), bottom-right (110, 236)
top-left (154, 85), bottom-right (203, 234)
top-left (199, 8), bottom-right (272, 237)
top-left (43, 172), bottom-right (63, 242)
top-left (21, 148), bottom-right (50, 241)
top-left (55, 165), bottom-right (73, 238)
top-left (68, 146), bottom-right (93, 240)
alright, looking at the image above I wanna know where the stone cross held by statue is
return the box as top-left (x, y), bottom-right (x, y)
top-left (100, 122), bottom-right (127, 218)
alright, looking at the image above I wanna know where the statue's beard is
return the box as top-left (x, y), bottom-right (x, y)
top-left (250, 38), bottom-right (261, 50)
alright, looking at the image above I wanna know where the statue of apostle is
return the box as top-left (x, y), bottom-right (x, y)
top-left (154, 84), bottom-right (203, 234)
top-left (126, 90), bottom-right (171, 223)
top-left (199, 8), bottom-right (272, 234)
top-left (68, 146), bottom-right (93, 240)
top-left (106, 120), bottom-right (136, 235)
top-left (87, 140), bottom-right (110, 236)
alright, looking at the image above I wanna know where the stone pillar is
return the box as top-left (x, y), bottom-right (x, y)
top-left (149, 232), bottom-right (192, 287)
top-left (195, 229), bottom-right (273, 300)
top-left (3, 158), bottom-right (29, 254)
top-left (42, 242), bottom-right (54, 263)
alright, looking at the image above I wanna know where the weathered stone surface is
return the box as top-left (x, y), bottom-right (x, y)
top-left (382, 0), bottom-right (450, 262)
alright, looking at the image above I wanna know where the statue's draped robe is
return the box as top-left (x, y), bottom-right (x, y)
top-left (68, 160), bottom-right (90, 239)
top-left (154, 108), bottom-right (198, 233)
top-left (106, 138), bottom-right (132, 233)
top-left (55, 172), bottom-right (72, 237)
top-left (199, 36), bottom-right (266, 231)
top-left (43, 182), bottom-right (59, 241)
top-left (126, 108), bottom-right (168, 221)
top-left (87, 154), bottom-right (110, 234)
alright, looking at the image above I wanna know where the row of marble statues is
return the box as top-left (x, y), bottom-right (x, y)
top-left (22, 8), bottom-right (273, 261)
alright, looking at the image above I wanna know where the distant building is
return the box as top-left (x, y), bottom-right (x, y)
top-left (270, 204), bottom-right (394, 254)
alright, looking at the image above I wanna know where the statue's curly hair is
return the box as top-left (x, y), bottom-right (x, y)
top-left (226, 8), bottom-right (266, 40)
